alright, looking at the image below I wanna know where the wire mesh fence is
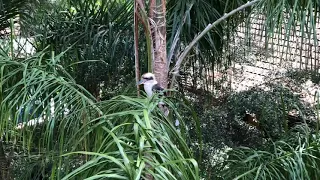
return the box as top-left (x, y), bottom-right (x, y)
top-left (236, 12), bottom-right (320, 70)
top-left (228, 11), bottom-right (320, 91)
top-left (0, 16), bottom-right (35, 58)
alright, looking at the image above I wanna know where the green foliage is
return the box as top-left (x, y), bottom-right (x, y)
top-left (0, 0), bottom-right (28, 31)
top-left (167, 0), bottom-right (249, 53)
top-left (186, 86), bottom-right (311, 149)
top-left (184, 86), bottom-right (316, 178)
top-left (0, 47), bottom-right (200, 179)
top-left (167, 0), bottom-right (252, 83)
top-left (62, 95), bottom-right (199, 179)
top-left (218, 127), bottom-right (320, 180)
top-left (21, 0), bottom-right (135, 98)
top-left (3, 0), bottom-right (320, 179)
top-left (226, 86), bottom-right (309, 139)
top-left (286, 69), bottom-right (320, 84)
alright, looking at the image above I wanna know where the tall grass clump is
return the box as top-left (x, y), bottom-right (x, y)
top-left (0, 46), bottom-right (200, 179)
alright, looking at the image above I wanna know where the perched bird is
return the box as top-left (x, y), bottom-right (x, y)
top-left (137, 72), bottom-right (170, 116)
top-left (137, 72), bottom-right (165, 97)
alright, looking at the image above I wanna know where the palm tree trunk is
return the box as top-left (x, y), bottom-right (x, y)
top-left (151, 0), bottom-right (168, 88)
top-left (134, 1), bottom-right (141, 96)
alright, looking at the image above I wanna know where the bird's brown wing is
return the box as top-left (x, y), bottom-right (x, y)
top-left (152, 84), bottom-right (167, 96)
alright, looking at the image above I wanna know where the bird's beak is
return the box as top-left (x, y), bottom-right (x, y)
top-left (137, 79), bottom-right (145, 85)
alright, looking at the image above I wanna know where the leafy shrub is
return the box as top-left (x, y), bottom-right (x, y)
top-left (217, 126), bottom-right (320, 180)
top-left (225, 86), bottom-right (310, 139)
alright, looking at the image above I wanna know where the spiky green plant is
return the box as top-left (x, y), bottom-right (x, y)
top-left (0, 44), bottom-right (200, 179)
top-left (217, 126), bottom-right (320, 180)
top-left (20, 0), bottom-right (135, 99)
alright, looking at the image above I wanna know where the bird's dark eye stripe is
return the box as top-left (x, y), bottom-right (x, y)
top-left (143, 77), bottom-right (153, 80)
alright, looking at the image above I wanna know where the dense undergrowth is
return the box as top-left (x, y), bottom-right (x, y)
top-left (2, 0), bottom-right (320, 179)
top-left (184, 79), bottom-right (320, 179)
top-left (0, 49), bottom-right (201, 179)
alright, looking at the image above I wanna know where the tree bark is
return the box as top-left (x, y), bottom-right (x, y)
top-left (134, 1), bottom-right (140, 96)
top-left (151, 0), bottom-right (168, 88)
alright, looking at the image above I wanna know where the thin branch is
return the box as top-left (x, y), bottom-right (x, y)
top-left (134, 1), bottom-right (140, 96)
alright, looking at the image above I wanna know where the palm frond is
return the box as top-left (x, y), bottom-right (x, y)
top-left (0, 45), bottom-right (200, 179)
top-left (219, 127), bottom-right (320, 180)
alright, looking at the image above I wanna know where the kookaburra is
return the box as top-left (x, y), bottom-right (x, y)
top-left (138, 72), bottom-right (179, 124)
top-left (137, 72), bottom-right (165, 97)
top-left (137, 72), bottom-right (170, 116)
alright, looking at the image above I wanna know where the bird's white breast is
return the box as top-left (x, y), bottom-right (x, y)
top-left (143, 83), bottom-right (154, 97)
